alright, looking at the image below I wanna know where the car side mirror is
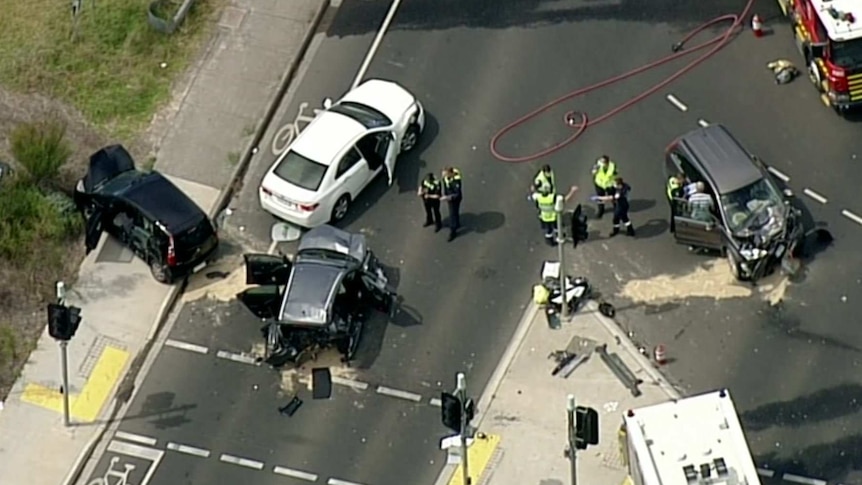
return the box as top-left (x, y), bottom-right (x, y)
top-left (323, 97), bottom-right (333, 109)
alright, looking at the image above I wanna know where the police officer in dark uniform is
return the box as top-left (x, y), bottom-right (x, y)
top-left (418, 172), bottom-right (442, 231)
top-left (441, 167), bottom-right (463, 242)
top-left (597, 176), bottom-right (635, 237)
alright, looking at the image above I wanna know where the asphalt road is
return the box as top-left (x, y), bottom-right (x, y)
top-left (85, 0), bottom-right (862, 484)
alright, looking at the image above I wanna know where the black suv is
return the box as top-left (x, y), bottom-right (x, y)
top-left (74, 145), bottom-right (219, 283)
top-left (664, 124), bottom-right (803, 282)
top-left (238, 225), bottom-right (396, 368)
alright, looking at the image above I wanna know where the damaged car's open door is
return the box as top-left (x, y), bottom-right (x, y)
top-left (85, 208), bottom-right (105, 255)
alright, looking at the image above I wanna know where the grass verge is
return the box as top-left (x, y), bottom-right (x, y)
top-left (0, 0), bottom-right (219, 138)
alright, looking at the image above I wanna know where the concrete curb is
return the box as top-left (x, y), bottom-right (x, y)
top-left (581, 300), bottom-right (683, 400)
top-left (61, 2), bottom-right (332, 483)
top-left (210, 0), bottom-right (331, 220)
top-left (432, 300), bottom-right (539, 485)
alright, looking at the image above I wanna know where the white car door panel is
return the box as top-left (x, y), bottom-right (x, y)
top-left (334, 147), bottom-right (366, 202)
top-left (383, 132), bottom-right (398, 185)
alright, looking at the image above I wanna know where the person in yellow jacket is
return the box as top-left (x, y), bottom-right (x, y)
top-left (529, 184), bottom-right (579, 246)
top-left (591, 155), bottom-right (618, 219)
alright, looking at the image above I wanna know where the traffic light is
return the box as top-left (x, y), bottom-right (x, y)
top-left (575, 406), bottom-right (599, 449)
top-left (441, 392), bottom-right (462, 432)
top-left (570, 204), bottom-right (589, 247)
top-left (46, 303), bottom-right (82, 341)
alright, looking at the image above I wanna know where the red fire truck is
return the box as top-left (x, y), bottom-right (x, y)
top-left (779, 0), bottom-right (862, 113)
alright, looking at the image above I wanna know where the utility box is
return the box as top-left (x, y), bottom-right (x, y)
top-left (622, 389), bottom-right (761, 485)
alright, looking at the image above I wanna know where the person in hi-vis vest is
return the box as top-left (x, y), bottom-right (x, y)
top-left (591, 155), bottom-right (618, 219)
top-left (529, 184), bottom-right (579, 246)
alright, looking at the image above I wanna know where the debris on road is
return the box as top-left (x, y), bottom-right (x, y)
top-left (767, 59), bottom-right (799, 84)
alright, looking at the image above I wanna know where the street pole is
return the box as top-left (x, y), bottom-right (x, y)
top-left (457, 372), bottom-right (471, 485)
top-left (60, 341), bottom-right (71, 426)
top-left (555, 195), bottom-right (569, 322)
top-left (56, 281), bottom-right (71, 427)
top-left (567, 394), bottom-right (577, 485)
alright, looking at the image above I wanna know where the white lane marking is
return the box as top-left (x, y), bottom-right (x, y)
top-left (803, 188), bottom-right (828, 204)
top-left (782, 474), bottom-right (827, 485)
top-left (429, 397), bottom-right (442, 407)
top-left (273, 466), bottom-right (319, 481)
top-left (328, 478), bottom-right (367, 485)
top-left (697, 119), bottom-right (709, 127)
top-left (167, 442), bottom-right (211, 458)
top-left (220, 453), bottom-right (265, 470)
top-left (767, 166), bottom-right (791, 182)
top-left (665, 94), bottom-right (688, 112)
top-left (842, 209), bottom-right (862, 226)
top-left (216, 350), bottom-right (258, 365)
top-left (352, 0), bottom-right (404, 89)
top-left (165, 339), bottom-right (209, 354)
top-left (757, 468), bottom-right (776, 478)
top-left (331, 375), bottom-right (370, 390)
top-left (107, 440), bottom-right (164, 461)
top-left (376, 386), bottom-right (422, 402)
top-left (267, 239), bottom-right (279, 255)
top-left (114, 431), bottom-right (157, 447)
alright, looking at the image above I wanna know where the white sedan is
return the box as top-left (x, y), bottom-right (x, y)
top-left (259, 79), bottom-right (426, 228)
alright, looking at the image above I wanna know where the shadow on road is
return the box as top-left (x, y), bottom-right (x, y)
top-left (741, 384), bottom-right (862, 433)
top-left (755, 432), bottom-right (862, 483)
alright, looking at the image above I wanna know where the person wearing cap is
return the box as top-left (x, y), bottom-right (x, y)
top-left (529, 184), bottom-right (579, 246)
top-left (417, 172), bottom-right (442, 231)
top-left (591, 155), bottom-right (618, 219)
top-left (441, 167), bottom-right (463, 242)
top-left (533, 164), bottom-right (555, 194)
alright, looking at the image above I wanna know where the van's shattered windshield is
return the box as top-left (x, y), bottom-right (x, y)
top-left (720, 178), bottom-right (784, 234)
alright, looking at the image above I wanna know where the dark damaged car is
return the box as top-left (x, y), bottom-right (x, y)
top-left (73, 145), bottom-right (219, 283)
top-left (237, 225), bottom-right (397, 367)
top-left (665, 124), bottom-right (804, 283)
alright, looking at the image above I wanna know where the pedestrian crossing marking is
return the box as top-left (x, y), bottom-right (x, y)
top-left (447, 433), bottom-right (502, 485)
top-left (21, 346), bottom-right (129, 422)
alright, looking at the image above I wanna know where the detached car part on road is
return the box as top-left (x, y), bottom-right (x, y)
top-left (74, 145), bottom-right (219, 284)
top-left (259, 78), bottom-right (426, 228)
top-left (238, 225), bottom-right (397, 368)
top-left (664, 125), bottom-right (804, 283)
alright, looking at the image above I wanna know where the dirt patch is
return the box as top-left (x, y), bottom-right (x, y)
top-left (246, 342), bottom-right (361, 398)
top-left (0, 87), bottom-right (107, 402)
top-left (182, 255), bottom-right (249, 303)
top-left (619, 259), bottom-right (791, 306)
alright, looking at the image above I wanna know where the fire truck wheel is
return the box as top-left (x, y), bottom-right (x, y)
top-left (807, 60), bottom-right (822, 90)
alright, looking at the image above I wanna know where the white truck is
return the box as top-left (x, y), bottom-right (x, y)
top-left (621, 389), bottom-right (762, 485)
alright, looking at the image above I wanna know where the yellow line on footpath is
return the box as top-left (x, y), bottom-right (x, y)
top-left (447, 434), bottom-right (502, 485)
top-left (21, 346), bottom-right (129, 422)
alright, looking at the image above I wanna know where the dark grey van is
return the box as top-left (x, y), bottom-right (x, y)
top-left (664, 124), bottom-right (803, 282)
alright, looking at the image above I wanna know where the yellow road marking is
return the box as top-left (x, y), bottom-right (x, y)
top-left (21, 346), bottom-right (129, 422)
top-left (447, 434), bottom-right (501, 485)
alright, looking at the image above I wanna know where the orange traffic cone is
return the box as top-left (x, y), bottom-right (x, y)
top-left (752, 14), bottom-right (764, 38)
top-left (654, 344), bottom-right (668, 365)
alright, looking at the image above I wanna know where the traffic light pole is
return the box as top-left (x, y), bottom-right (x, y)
top-left (567, 394), bottom-right (578, 485)
top-left (555, 196), bottom-right (569, 322)
top-left (56, 281), bottom-right (71, 427)
top-left (60, 340), bottom-right (71, 426)
top-left (456, 372), bottom-right (471, 485)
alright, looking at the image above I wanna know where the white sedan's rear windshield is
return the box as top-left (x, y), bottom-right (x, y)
top-left (274, 151), bottom-right (327, 191)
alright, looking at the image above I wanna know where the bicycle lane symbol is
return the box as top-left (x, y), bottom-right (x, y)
top-left (270, 102), bottom-right (325, 156)
top-left (86, 440), bottom-right (164, 485)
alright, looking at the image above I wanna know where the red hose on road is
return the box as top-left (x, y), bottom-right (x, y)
top-left (489, 0), bottom-right (757, 163)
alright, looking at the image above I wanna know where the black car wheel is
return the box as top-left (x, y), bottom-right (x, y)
top-left (149, 259), bottom-right (171, 284)
top-left (400, 125), bottom-right (420, 152)
top-left (331, 194), bottom-right (351, 222)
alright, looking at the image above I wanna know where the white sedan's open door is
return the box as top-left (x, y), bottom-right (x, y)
top-left (383, 132), bottom-right (398, 185)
